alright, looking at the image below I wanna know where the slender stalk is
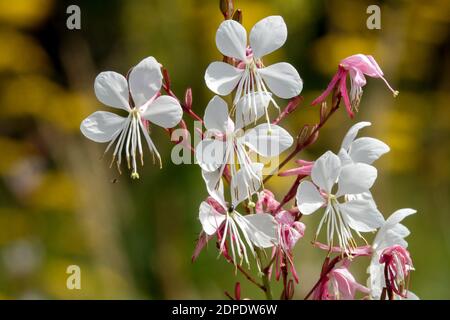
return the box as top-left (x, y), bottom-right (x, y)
top-left (256, 248), bottom-right (273, 300)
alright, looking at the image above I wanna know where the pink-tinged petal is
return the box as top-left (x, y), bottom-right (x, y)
top-left (340, 54), bottom-right (381, 78)
top-left (191, 231), bottom-right (213, 262)
top-left (311, 67), bottom-right (346, 106)
top-left (256, 189), bottom-right (280, 214)
top-left (339, 72), bottom-right (354, 118)
top-left (349, 68), bottom-right (367, 87)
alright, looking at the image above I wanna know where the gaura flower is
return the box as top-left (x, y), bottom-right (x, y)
top-left (198, 164), bottom-right (278, 268)
top-left (80, 57), bottom-right (183, 178)
top-left (295, 151), bottom-right (384, 254)
top-left (205, 16), bottom-right (302, 121)
top-left (196, 95), bottom-right (293, 198)
top-left (312, 54), bottom-right (398, 118)
top-left (367, 208), bottom-right (418, 300)
top-left (313, 260), bottom-right (369, 300)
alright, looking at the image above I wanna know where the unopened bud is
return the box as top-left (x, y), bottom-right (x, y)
top-left (248, 201), bottom-right (255, 208)
top-left (185, 88), bottom-right (193, 110)
top-left (220, 0), bottom-right (234, 19)
top-left (232, 9), bottom-right (242, 24)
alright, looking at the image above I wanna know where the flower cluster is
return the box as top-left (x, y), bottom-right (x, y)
top-left (79, 0), bottom-right (418, 300)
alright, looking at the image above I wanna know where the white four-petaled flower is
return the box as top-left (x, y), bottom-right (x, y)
top-left (205, 16), bottom-right (303, 123)
top-left (296, 150), bottom-right (384, 254)
top-left (80, 57), bottom-right (183, 178)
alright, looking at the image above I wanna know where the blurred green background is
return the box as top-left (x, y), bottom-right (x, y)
top-left (0, 0), bottom-right (449, 299)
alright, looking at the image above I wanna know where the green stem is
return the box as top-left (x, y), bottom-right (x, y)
top-left (256, 248), bottom-right (273, 300)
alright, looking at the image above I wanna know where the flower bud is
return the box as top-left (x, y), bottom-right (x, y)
top-left (220, 0), bottom-right (234, 19)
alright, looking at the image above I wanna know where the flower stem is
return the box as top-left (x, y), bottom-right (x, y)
top-left (256, 248), bottom-right (273, 300)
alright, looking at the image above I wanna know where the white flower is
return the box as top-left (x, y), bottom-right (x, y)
top-left (199, 164), bottom-right (278, 268)
top-left (80, 57), bottom-right (183, 178)
top-left (196, 95), bottom-right (293, 197)
top-left (295, 151), bottom-right (384, 254)
top-left (367, 208), bottom-right (417, 300)
top-left (338, 121), bottom-right (390, 166)
top-left (205, 16), bottom-right (302, 121)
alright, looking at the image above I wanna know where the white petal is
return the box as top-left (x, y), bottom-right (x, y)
top-left (202, 169), bottom-right (225, 205)
top-left (238, 213), bottom-right (278, 248)
top-left (129, 56), bottom-right (163, 107)
top-left (215, 20), bottom-right (247, 61)
top-left (338, 148), bottom-right (353, 166)
top-left (205, 62), bottom-right (244, 96)
top-left (341, 121), bottom-right (371, 151)
top-left (349, 137), bottom-right (390, 164)
top-left (80, 111), bottom-right (127, 143)
top-left (199, 201), bottom-right (226, 235)
top-left (231, 163), bottom-right (264, 206)
top-left (204, 95), bottom-right (230, 132)
top-left (339, 200), bottom-right (384, 232)
top-left (250, 16), bottom-right (287, 59)
top-left (367, 262), bottom-right (384, 299)
top-left (373, 208), bottom-right (416, 250)
top-left (336, 163), bottom-right (377, 197)
top-left (94, 72), bottom-right (130, 110)
top-left (296, 181), bottom-right (325, 215)
top-left (311, 151), bottom-right (341, 193)
top-left (386, 208), bottom-right (416, 227)
top-left (258, 62), bottom-right (302, 99)
top-left (235, 92), bottom-right (271, 129)
top-left (242, 123), bottom-right (293, 157)
top-left (195, 139), bottom-right (226, 172)
top-left (142, 95), bottom-right (182, 128)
